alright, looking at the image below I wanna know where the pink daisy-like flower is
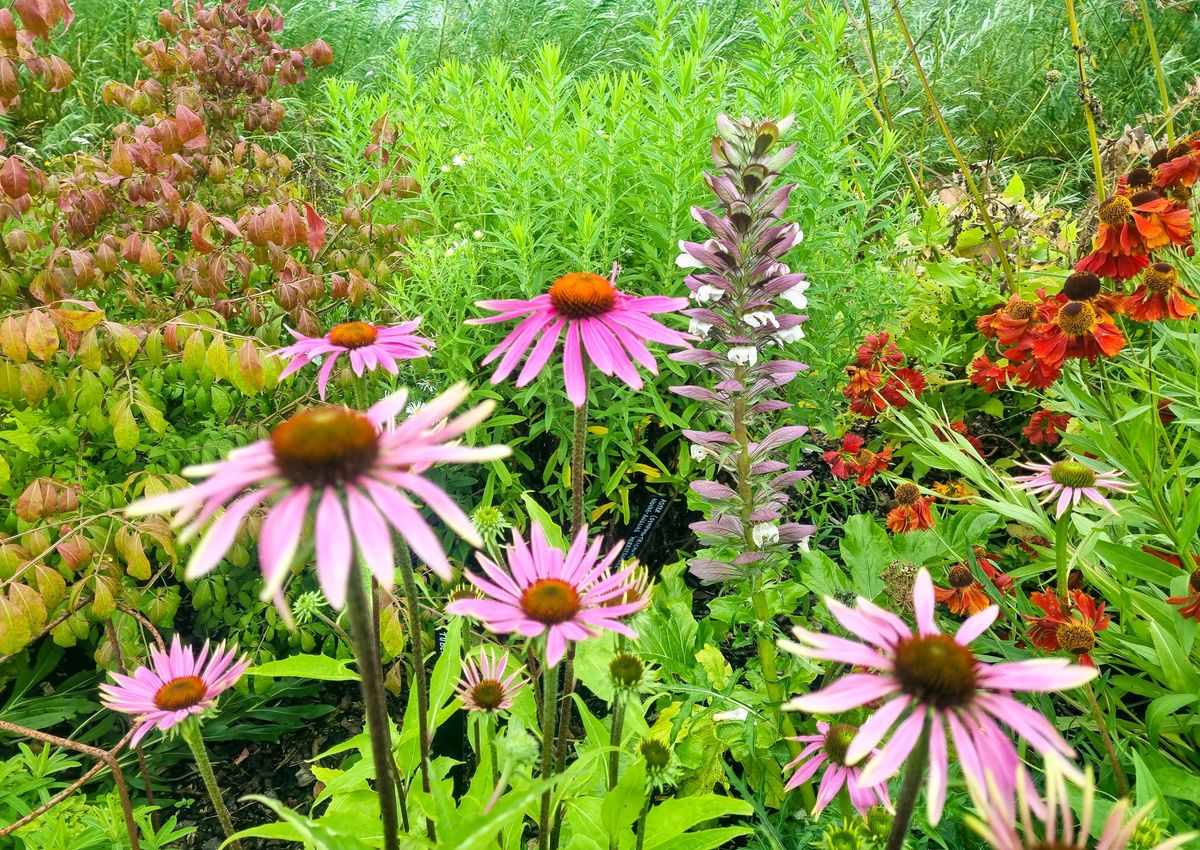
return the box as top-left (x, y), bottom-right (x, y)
top-left (781, 568), bottom-right (1097, 824)
top-left (468, 263), bottom-right (690, 407)
top-left (456, 647), bottom-right (525, 712)
top-left (275, 319), bottom-right (433, 399)
top-left (100, 637), bottom-right (250, 746)
top-left (126, 383), bottom-right (510, 608)
top-left (784, 721), bottom-right (893, 817)
top-left (1012, 457), bottom-right (1132, 519)
top-left (446, 524), bottom-right (648, 668)
top-left (968, 761), bottom-right (1195, 850)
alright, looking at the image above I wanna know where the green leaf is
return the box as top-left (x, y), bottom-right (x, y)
top-left (109, 397), bottom-right (139, 451)
top-left (839, 514), bottom-right (891, 599)
top-left (601, 760), bottom-right (646, 839)
top-left (644, 794), bottom-right (753, 850)
top-left (226, 796), bottom-right (377, 849)
top-left (245, 654), bottom-right (360, 681)
top-left (521, 492), bottom-right (565, 549)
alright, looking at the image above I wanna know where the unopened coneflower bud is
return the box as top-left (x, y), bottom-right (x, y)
top-left (609, 652), bottom-right (644, 689)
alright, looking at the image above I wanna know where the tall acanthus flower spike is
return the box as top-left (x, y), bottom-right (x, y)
top-left (669, 114), bottom-right (816, 583)
top-left (100, 636), bottom-right (249, 745)
top-left (126, 382), bottom-right (510, 608)
top-left (446, 524), bottom-right (648, 668)
top-left (468, 262), bottom-right (690, 407)
top-left (457, 647), bottom-right (525, 712)
top-left (1011, 457), bottom-right (1132, 519)
top-left (780, 568), bottom-right (1098, 824)
top-left (275, 319), bottom-right (434, 399)
top-left (784, 721), bottom-right (893, 817)
top-left (967, 761), bottom-right (1196, 850)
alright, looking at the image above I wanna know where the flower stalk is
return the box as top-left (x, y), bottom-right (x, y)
top-left (1084, 681), bottom-right (1130, 797)
top-left (1063, 0), bottom-right (1106, 198)
top-left (538, 648), bottom-right (561, 850)
top-left (1137, 0), bottom-right (1174, 145)
top-left (397, 542), bottom-right (435, 810)
top-left (180, 720), bottom-right (243, 850)
top-left (884, 717), bottom-right (930, 850)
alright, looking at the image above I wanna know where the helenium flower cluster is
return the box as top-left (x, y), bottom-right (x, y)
top-left (671, 115), bottom-right (815, 581)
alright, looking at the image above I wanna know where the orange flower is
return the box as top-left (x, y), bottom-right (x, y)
top-left (1126, 189), bottom-right (1193, 250)
top-left (932, 479), bottom-right (973, 501)
top-left (1153, 140), bottom-right (1200, 190)
top-left (1124, 262), bottom-right (1198, 322)
top-left (1075, 194), bottom-right (1150, 281)
top-left (969, 354), bottom-right (1012, 393)
top-left (934, 563), bottom-right (990, 615)
top-left (885, 483), bottom-right (934, 533)
top-left (1031, 300), bottom-right (1126, 369)
top-left (1026, 589), bottom-right (1110, 668)
top-left (1022, 409), bottom-right (1071, 446)
top-left (823, 433), bottom-right (892, 485)
top-left (1167, 568), bottom-right (1200, 621)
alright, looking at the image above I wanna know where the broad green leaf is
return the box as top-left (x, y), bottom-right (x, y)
top-left (601, 760), bottom-right (645, 838)
top-left (246, 653), bottom-right (359, 681)
top-left (226, 795), bottom-right (376, 849)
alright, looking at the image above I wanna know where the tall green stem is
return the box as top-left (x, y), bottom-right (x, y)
top-left (1055, 511), bottom-right (1072, 607)
top-left (884, 718), bottom-right (930, 850)
top-left (345, 562), bottom-right (402, 850)
top-left (570, 389), bottom-right (589, 537)
top-left (1064, 0), bottom-right (1106, 199)
top-left (180, 721), bottom-right (243, 850)
top-left (1137, 0), bottom-right (1174, 145)
top-left (538, 650), bottom-right (561, 850)
top-left (397, 542), bottom-right (435, 816)
top-left (1084, 681), bottom-right (1130, 797)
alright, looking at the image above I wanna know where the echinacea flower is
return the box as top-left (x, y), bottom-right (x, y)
top-left (1027, 589), bottom-right (1110, 667)
top-left (1011, 457), bottom-right (1131, 519)
top-left (885, 483), bottom-right (934, 533)
top-left (447, 524), bottom-right (648, 668)
top-left (456, 647), bottom-right (524, 712)
top-left (127, 383), bottom-right (509, 608)
top-left (100, 637), bottom-right (249, 745)
top-left (276, 320), bottom-right (433, 399)
top-left (1125, 262), bottom-right (1198, 322)
top-left (781, 568), bottom-right (1098, 823)
top-left (934, 564), bottom-right (991, 616)
top-left (785, 721), bottom-right (893, 816)
top-left (1031, 300), bottom-right (1126, 369)
top-left (968, 760), bottom-right (1195, 850)
top-left (1022, 409), bottom-right (1071, 447)
top-left (468, 263), bottom-right (689, 407)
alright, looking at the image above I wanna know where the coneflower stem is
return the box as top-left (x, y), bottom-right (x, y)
top-left (633, 787), bottom-right (651, 850)
top-left (1137, 0), bottom-right (1174, 146)
top-left (345, 561), bottom-right (402, 850)
top-left (1055, 511), bottom-right (1072, 607)
top-left (607, 691), bottom-right (625, 793)
top-left (538, 649), bottom-right (561, 850)
top-left (1084, 681), bottom-right (1130, 797)
top-left (397, 542), bottom-right (435, 826)
top-left (180, 721), bottom-right (243, 850)
top-left (1064, 0), bottom-right (1106, 199)
top-left (570, 388), bottom-right (589, 537)
top-left (885, 717), bottom-right (930, 850)
top-left (891, 0), bottom-right (1017, 292)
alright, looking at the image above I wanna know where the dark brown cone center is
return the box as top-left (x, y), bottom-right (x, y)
top-left (893, 635), bottom-right (978, 709)
top-left (520, 578), bottom-right (582, 625)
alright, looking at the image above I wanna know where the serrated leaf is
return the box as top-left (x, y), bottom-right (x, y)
top-left (77, 327), bottom-right (101, 370)
top-left (116, 527), bottom-right (151, 581)
top-left (0, 596), bottom-right (32, 655)
top-left (35, 564), bottom-right (66, 611)
top-left (9, 582), bottom-right (47, 631)
top-left (134, 387), bottom-right (167, 435)
top-left (24, 310), bottom-right (59, 361)
top-left (182, 330), bottom-right (206, 374)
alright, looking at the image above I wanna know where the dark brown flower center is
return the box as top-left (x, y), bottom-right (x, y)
top-left (154, 675), bottom-right (207, 711)
top-left (520, 578), bottom-right (582, 625)
top-left (1006, 299), bottom-right (1038, 321)
top-left (469, 680), bottom-right (506, 710)
top-left (1143, 262), bottom-right (1179, 295)
top-left (549, 272), bottom-right (616, 319)
top-left (328, 321), bottom-right (378, 349)
top-left (1055, 621), bottom-right (1096, 654)
top-left (892, 634), bottom-right (978, 709)
top-left (949, 564), bottom-right (975, 588)
top-left (271, 407), bottom-right (380, 488)
top-left (822, 723), bottom-right (858, 765)
top-left (1125, 167), bottom-right (1154, 190)
top-left (1062, 272), bottom-right (1101, 301)
top-left (894, 483), bottom-right (921, 506)
top-left (1049, 460), bottom-right (1096, 489)
top-left (1098, 195), bottom-right (1133, 225)
top-left (1189, 568), bottom-right (1200, 594)
top-left (1055, 301), bottom-right (1095, 337)
top-left (1130, 189), bottom-right (1161, 207)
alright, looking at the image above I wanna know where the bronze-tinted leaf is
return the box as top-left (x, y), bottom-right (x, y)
top-left (0, 315), bottom-right (27, 362)
top-left (24, 309), bottom-right (58, 361)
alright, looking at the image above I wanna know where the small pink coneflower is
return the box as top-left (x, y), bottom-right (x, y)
top-left (1012, 457), bottom-right (1132, 518)
top-left (784, 721), bottom-right (892, 817)
top-left (126, 383), bottom-right (509, 608)
top-left (781, 568), bottom-right (1097, 824)
top-left (276, 319), bottom-right (433, 399)
top-left (446, 524), bottom-right (648, 668)
top-left (468, 263), bottom-right (689, 407)
top-left (457, 647), bottom-right (524, 712)
top-left (100, 637), bottom-right (249, 745)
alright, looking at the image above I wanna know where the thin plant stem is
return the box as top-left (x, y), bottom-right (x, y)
top-left (551, 646), bottom-right (575, 850)
top-left (397, 542), bottom-right (436, 816)
top-left (891, 0), bottom-right (1017, 292)
top-left (861, 0), bottom-right (891, 122)
top-left (180, 721), bottom-right (243, 850)
top-left (1055, 511), bottom-right (1072, 607)
top-left (885, 716), bottom-right (931, 850)
top-left (104, 621), bottom-right (158, 828)
top-left (1064, 0), bottom-right (1106, 199)
top-left (345, 561), bottom-right (402, 850)
top-left (607, 690), bottom-right (625, 793)
top-left (1085, 681), bottom-right (1130, 797)
top-left (570, 387), bottom-right (589, 537)
top-left (1137, 0), bottom-right (1174, 146)
top-left (634, 789), bottom-right (651, 850)
top-left (538, 649), bottom-right (561, 850)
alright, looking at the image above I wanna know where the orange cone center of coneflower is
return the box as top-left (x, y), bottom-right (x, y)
top-left (894, 483), bottom-right (921, 506)
top-left (893, 635), bottom-right (978, 709)
top-left (1143, 262), bottom-right (1179, 295)
top-left (271, 407), bottom-right (380, 487)
top-left (469, 680), bottom-right (506, 710)
top-left (328, 321), bottom-right (378, 349)
top-left (1062, 272), bottom-right (1102, 301)
top-left (822, 723), bottom-right (858, 765)
top-left (1006, 299), bottom-right (1038, 321)
top-left (154, 675), bottom-right (207, 711)
top-left (1048, 460), bottom-right (1096, 489)
top-left (1098, 195), bottom-right (1133, 226)
top-left (1054, 621), bottom-right (1096, 654)
top-left (949, 564), bottom-right (975, 589)
top-left (520, 578), bottom-right (582, 624)
top-left (548, 272), bottom-right (617, 319)
top-left (1055, 301), bottom-right (1096, 337)
top-left (1126, 167), bottom-right (1155, 190)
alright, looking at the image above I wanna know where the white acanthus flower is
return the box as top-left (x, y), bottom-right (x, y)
top-left (693, 284), bottom-right (725, 304)
top-left (742, 310), bottom-right (779, 329)
top-left (780, 280), bottom-right (809, 309)
top-left (728, 346), bottom-right (758, 366)
top-left (751, 523), bottom-right (779, 547)
top-left (689, 444), bottom-right (708, 462)
top-left (773, 325), bottom-right (804, 344)
top-left (688, 318), bottom-right (713, 337)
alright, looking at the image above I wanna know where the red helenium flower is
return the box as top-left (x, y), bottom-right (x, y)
top-left (1031, 300), bottom-right (1126, 369)
top-left (1022, 409), bottom-right (1071, 447)
top-left (1125, 262), bottom-right (1198, 322)
top-left (1026, 589), bottom-right (1110, 667)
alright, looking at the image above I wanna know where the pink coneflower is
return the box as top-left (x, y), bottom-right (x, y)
top-left (1012, 457), bottom-right (1132, 518)
top-left (446, 524), bottom-right (647, 668)
top-left (276, 319), bottom-right (433, 399)
top-left (457, 647), bottom-right (524, 712)
top-left (468, 263), bottom-right (689, 407)
top-left (126, 383), bottom-right (509, 608)
top-left (100, 637), bottom-right (249, 745)
top-left (784, 721), bottom-right (892, 816)
top-left (781, 568), bottom-right (1097, 824)
top-left (968, 761), bottom-right (1195, 850)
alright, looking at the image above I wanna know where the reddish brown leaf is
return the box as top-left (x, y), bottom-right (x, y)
top-left (304, 202), bottom-right (326, 256)
top-left (24, 310), bottom-right (59, 361)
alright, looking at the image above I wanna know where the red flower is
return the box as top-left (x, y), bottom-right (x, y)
top-left (1167, 568), bottom-right (1200, 621)
top-left (1153, 140), bottom-right (1200, 190)
top-left (1026, 589), bottom-right (1110, 667)
top-left (856, 331), bottom-right (904, 369)
top-left (1124, 262), bottom-right (1198, 322)
top-left (934, 563), bottom-right (990, 615)
top-left (1022, 409), bottom-right (1071, 446)
top-left (1031, 300), bottom-right (1126, 369)
top-left (1126, 189), bottom-right (1193, 250)
top-left (823, 433), bottom-right (864, 480)
top-left (974, 547), bottom-right (1013, 595)
top-left (885, 483), bottom-right (934, 533)
top-left (969, 354), bottom-right (1011, 393)
top-left (1009, 349), bottom-right (1063, 389)
top-left (878, 367), bottom-right (925, 408)
top-left (1141, 545), bottom-right (1200, 569)
top-left (824, 434), bottom-right (894, 486)
top-left (1075, 194), bottom-right (1151, 281)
